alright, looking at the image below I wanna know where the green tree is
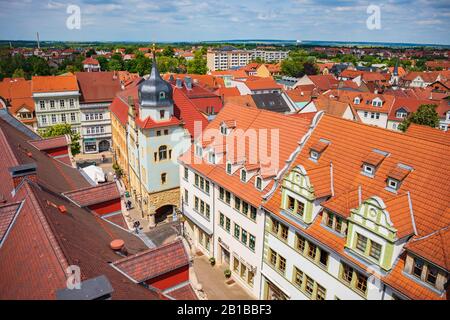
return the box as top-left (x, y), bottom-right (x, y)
top-left (12, 68), bottom-right (25, 78)
top-left (281, 50), bottom-right (317, 77)
top-left (162, 46), bottom-right (174, 57)
top-left (39, 123), bottom-right (81, 156)
top-left (96, 56), bottom-right (108, 71)
top-left (187, 50), bottom-right (207, 75)
top-left (398, 104), bottom-right (440, 132)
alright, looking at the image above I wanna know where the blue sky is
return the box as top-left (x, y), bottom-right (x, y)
top-left (0, 0), bottom-right (449, 44)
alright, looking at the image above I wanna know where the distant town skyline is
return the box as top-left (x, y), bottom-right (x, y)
top-left (0, 0), bottom-right (449, 45)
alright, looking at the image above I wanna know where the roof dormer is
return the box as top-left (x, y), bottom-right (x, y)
top-left (371, 97), bottom-right (383, 107)
top-left (361, 149), bottom-right (389, 178)
top-left (220, 120), bottom-right (236, 136)
top-left (309, 139), bottom-right (330, 162)
top-left (386, 163), bottom-right (413, 193)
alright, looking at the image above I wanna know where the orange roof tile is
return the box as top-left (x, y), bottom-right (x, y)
top-left (406, 123), bottom-right (450, 146)
top-left (32, 75), bottom-right (79, 93)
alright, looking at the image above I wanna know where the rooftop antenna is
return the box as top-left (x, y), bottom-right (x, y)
top-left (36, 32), bottom-right (40, 50)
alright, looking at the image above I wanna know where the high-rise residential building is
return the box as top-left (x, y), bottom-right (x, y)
top-left (207, 47), bottom-right (289, 72)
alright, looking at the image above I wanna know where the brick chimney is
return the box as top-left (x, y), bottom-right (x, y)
top-left (8, 163), bottom-right (37, 189)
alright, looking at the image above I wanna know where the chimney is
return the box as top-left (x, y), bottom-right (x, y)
top-left (176, 78), bottom-right (183, 88)
top-left (8, 163), bottom-right (37, 189)
top-left (110, 239), bottom-right (128, 256)
top-left (185, 76), bottom-right (192, 90)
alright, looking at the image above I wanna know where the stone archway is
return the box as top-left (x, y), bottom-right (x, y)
top-left (155, 204), bottom-right (175, 224)
top-left (146, 188), bottom-right (180, 228)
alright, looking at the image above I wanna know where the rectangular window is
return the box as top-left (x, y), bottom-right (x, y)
top-left (69, 99), bottom-right (74, 107)
top-left (157, 130), bottom-right (161, 136)
top-left (219, 187), bottom-right (224, 200)
top-left (205, 204), bottom-right (210, 219)
top-left (234, 224), bottom-right (240, 239)
top-left (319, 249), bottom-right (329, 267)
top-left (195, 174), bottom-right (199, 186)
top-left (250, 206), bottom-right (257, 220)
top-left (278, 255), bottom-right (286, 274)
top-left (241, 229), bottom-right (248, 245)
top-left (297, 201), bottom-right (305, 217)
top-left (40, 101), bottom-right (46, 110)
top-left (50, 100), bottom-right (55, 109)
top-left (205, 181), bottom-right (210, 194)
top-left (271, 217), bottom-right (279, 234)
top-left (288, 196), bottom-right (295, 211)
top-left (242, 202), bottom-right (249, 215)
top-left (305, 276), bottom-right (314, 297)
top-left (184, 189), bottom-right (188, 205)
top-left (41, 115), bottom-right (47, 125)
top-left (225, 191), bottom-right (231, 204)
top-left (234, 197), bottom-right (241, 211)
top-left (294, 267), bottom-right (304, 288)
top-left (249, 234), bottom-right (255, 251)
top-left (51, 114), bottom-right (57, 123)
top-left (280, 224), bottom-right (289, 241)
top-left (269, 249), bottom-right (277, 266)
top-left (161, 173), bottom-right (167, 184)
top-left (341, 263), bottom-right (353, 284)
top-left (240, 263), bottom-right (247, 279)
top-left (233, 257), bottom-right (239, 272)
top-left (61, 114), bottom-right (66, 122)
top-left (184, 167), bottom-right (189, 180)
top-left (316, 284), bottom-right (326, 300)
top-left (225, 217), bottom-right (231, 232)
top-left (308, 243), bottom-right (317, 260)
top-left (70, 113), bottom-right (76, 122)
top-left (426, 266), bottom-right (438, 286)
top-left (356, 233), bottom-right (368, 253)
top-left (296, 234), bottom-right (306, 253)
top-left (60, 100), bottom-right (65, 108)
top-left (369, 241), bottom-right (382, 261)
top-left (413, 259), bottom-right (424, 278)
top-left (194, 197), bottom-right (199, 211)
top-left (355, 273), bottom-right (368, 294)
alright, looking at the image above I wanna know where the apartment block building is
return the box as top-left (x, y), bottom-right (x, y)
top-left (207, 47), bottom-right (289, 72)
top-left (178, 104), bottom-right (314, 298)
top-left (76, 72), bottom-right (121, 153)
top-left (32, 75), bottom-right (81, 133)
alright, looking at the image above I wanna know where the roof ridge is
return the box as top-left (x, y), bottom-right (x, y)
top-left (63, 181), bottom-right (117, 195)
top-left (410, 224), bottom-right (450, 242)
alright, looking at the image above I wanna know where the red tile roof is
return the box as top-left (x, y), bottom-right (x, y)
top-left (0, 202), bottom-right (22, 245)
top-left (166, 283), bottom-right (198, 300)
top-left (405, 123), bottom-right (450, 146)
top-left (244, 78), bottom-right (282, 91)
top-left (179, 104), bottom-right (314, 207)
top-left (28, 136), bottom-right (68, 151)
top-left (75, 72), bottom-right (122, 103)
top-left (63, 182), bottom-right (120, 207)
top-left (32, 75), bottom-right (79, 93)
top-left (109, 96), bottom-right (129, 127)
top-left (112, 239), bottom-right (189, 283)
top-left (82, 57), bottom-right (99, 65)
top-left (406, 226), bottom-right (450, 270)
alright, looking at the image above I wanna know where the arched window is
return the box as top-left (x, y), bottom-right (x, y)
top-left (159, 91), bottom-right (166, 100)
top-left (159, 145), bottom-right (168, 161)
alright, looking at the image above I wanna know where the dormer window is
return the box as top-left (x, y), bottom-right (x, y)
top-left (310, 150), bottom-right (319, 161)
top-left (159, 92), bottom-right (166, 100)
top-left (354, 97), bottom-right (360, 105)
top-left (309, 139), bottom-right (330, 162)
top-left (226, 162), bottom-right (232, 174)
top-left (195, 145), bottom-right (203, 157)
top-left (372, 99), bottom-right (382, 107)
top-left (220, 124), bottom-right (228, 136)
top-left (208, 152), bottom-right (216, 164)
top-left (255, 176), bottom-right (262, 190)
top-left (240, 169), bottom-right (247, 182)
top-left (386, 178), bottom-right (399, 191)
top-left (363, 164), bottom-right (374, 176)
top-left (160, 110), bottom-right (165, 119)
top-left (396, 110), bottom-right (408, 119)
